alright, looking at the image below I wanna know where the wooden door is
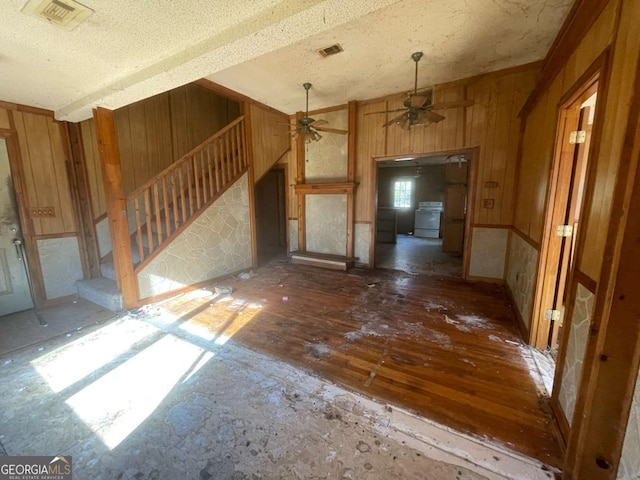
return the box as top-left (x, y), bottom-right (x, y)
top-left (0, 138), bottom-right (33, 316)
top-left (442, 162), bottom-right (468, 254)
top-left (532, 81), bottom-right (597, 350)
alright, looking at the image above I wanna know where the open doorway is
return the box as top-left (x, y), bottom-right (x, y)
top-left (254, 166), bottom-right (287, 266)
top-left (374, 153), bottom-right (469, 277)
top-left (531, 76), bottom-right (599, 351)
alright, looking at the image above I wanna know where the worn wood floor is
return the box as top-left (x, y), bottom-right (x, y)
top-left (157, 259), bottom-right (563, 468)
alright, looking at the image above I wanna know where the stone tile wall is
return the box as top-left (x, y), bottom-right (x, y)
top-left (137, 174), bottom-right (251, 299)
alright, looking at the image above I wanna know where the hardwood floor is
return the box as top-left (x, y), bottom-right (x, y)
top-left (157, 259), bottom-right (563, 468)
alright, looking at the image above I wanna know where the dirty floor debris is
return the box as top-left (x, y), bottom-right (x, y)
top-left (0, 312), bottom-right (488, 480)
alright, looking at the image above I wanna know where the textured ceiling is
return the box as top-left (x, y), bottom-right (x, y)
top-left (0, 0), bottom-right (572, 122)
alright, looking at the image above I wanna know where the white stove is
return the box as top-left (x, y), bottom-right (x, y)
top-left (414, 201), bottom-right (443, 238)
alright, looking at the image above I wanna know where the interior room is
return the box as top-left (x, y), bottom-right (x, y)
top-left (1, 1), bottom-right (639, 479)
top-left (375, 154), bottom-right (467, 277)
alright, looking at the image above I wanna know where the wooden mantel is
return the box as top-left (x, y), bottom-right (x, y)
top-left (294, 181), bottom-right (356, 195)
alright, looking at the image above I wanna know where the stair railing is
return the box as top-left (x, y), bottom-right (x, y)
top-left (125, 115), bottom-right (247, 270)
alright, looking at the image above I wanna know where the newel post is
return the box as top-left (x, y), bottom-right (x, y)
top-left (94, 107), bottom-right (138, 309)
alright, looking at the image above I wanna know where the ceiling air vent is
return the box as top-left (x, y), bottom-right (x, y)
top-left (22, 0), bottom-right (94, 31)
top-left (318, 44), bottom-right (344, 58)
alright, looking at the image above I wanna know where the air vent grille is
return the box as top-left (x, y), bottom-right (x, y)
top-left (22, 0), bottom-right (94, 30)
top-left (318, 44), bottom-right (344, 57)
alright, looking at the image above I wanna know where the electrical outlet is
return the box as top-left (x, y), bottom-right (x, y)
top-left (482, 199), bottom-right (495, 209)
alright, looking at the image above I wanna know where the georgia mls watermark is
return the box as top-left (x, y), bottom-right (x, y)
top-left (0, 456), bottom-right (72, 480)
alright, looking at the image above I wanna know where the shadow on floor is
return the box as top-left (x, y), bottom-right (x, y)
top-left (0, 299), bottom-right (116, 357)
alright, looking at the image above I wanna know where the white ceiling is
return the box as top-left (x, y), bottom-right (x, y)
top-left (0, 0), bottom-right (573, 122)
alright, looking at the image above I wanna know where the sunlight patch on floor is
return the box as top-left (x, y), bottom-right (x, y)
top-left (66, 334), bottom-right (208, 449)
top-left (31, 319), bottom-right (159, 393)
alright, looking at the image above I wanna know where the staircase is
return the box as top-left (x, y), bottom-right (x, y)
top-left (77, 116), bottom-right (248, 312)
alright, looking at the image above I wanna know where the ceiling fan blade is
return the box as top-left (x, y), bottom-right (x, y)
top-left (365, 108), bottom-right (408, 116)
top-left (309, 119), bottom-right (328, 127)
top-left (429, 100), bottom-right (474, 110)
top-left (314, 126), bottom-right (348, 134)
top-left (421, 110), bottom-right (446, 123)
top-left (410, 95), bottom-right (429, 109)
top-left (383, 112), bottom-right (408, 127)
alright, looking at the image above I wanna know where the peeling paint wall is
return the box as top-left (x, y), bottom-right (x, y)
top-left (558, 283), bottom-right (594, 424)
top-left (37, 237), bottom-right (83, 300)
top-left (468, 227), bottom-right (508, 279)
top-left (506, 231), bottom-right (539, 329)
top-left (137, 174), bottom-right (251, 300)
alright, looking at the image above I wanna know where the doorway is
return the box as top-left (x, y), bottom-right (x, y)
top-left (254, 166), bottom-right (287, 266)
top-left (0, 137), bottom-right (33, 316)
top-left (531, 77), bottom-right (599, 351)
top-left (373, 153), bottom-right (470, 277)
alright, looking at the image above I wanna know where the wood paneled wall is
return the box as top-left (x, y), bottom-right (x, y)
top-left (513, 0), bottom-right (618, 265)
top-left (79, 118), bottom-right (106, 219)
top-left (354, 65), bottom-right (539, 226)
top-left (249, 104), bottom-right (290, 182)
top-left (13, 111), bottom-right (77, 235)
top-left (79, 83), bottom-right (241, 217)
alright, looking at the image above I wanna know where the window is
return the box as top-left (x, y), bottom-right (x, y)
top-left (393, 180), bottom-right (412, 208)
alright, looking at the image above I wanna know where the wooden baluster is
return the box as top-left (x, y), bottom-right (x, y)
top-left (177, 165), bottom-right (187, 224)
top-left (235, 123), bottom-right (242, 172)
top-left (230, 126), bottom-right (237, 177)
top-left (200, 149), bottom-right (208, 204)
top-left (240, 121), bottom-right (247, 168)
top-left (207, 143), bottom-right (214, 199)
top-left (153, 180), bottom-right (163, 246)
top-left (134, 196), bottom-right (145, 263)
top-left (144, 189), bottom-right (154, 254)
top-left (162, 174), bottom-right (171, 237)
top-left (193, 153), bottom-right (201, 210)
top-left (225, 129), bottom-right (232, 182)
top-left (186, 159), bottom-right (194, 216)
top-left (170, 169), bottom-right (179, 230)
top-left (213, 141), bottom-right (221, 192)
top-left (219, 138), bottom-right (227, 186)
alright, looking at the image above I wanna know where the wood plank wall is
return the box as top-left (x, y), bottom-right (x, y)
top-left (12, 111), bottom-right (77, 235)
top-left (79, 83), bottom-right (240, 217)
top-left (354, 64), bottom-right (539, 227)
top-left (513, 0), bottom-right (618, 282)
top-left (249, 104), bottom-right (290, 182)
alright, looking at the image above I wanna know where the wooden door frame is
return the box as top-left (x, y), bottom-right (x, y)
top-left (0, 126), bottom-right (47, 307)
top-left (529, 72), bottom-right (601, 349)
top-left (370, 146), bottom-right (478, 279)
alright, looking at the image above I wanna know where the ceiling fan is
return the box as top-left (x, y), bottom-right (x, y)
top-left (288, 82), bottom-right (348, 143)
top-left (367, 52), bottom-right (470, 130)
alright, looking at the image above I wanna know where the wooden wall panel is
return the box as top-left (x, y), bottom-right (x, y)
top-left (12, 111), bottom-right (76, 235)
top-left (250, 104), bottom-right (290, 182)
top-left (355, 101), bottom-right (387, 223)
top-left (0, 108), bottom-right (10, 130)
top-left (512, 0), bottom-right (618, 256)
top-left (112, 84), bottom-right (240, 196)
top-left (353, 66), bottom-right (539, 227)
top-left (79, 119), bottom-right (106, 219)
